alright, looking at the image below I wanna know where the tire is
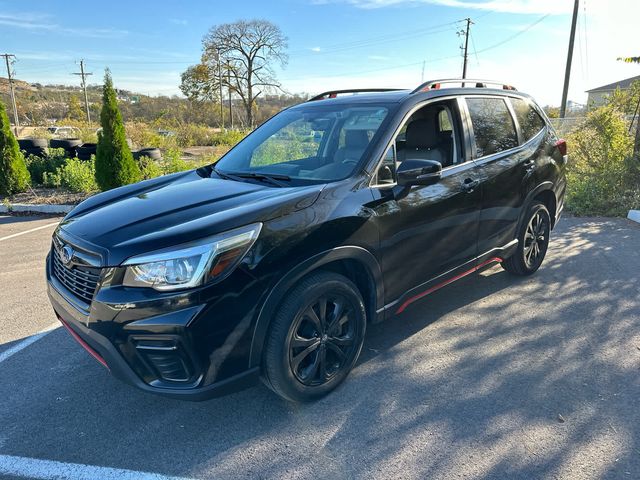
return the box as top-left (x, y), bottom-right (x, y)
top-left (501, 201), bottom-right (551, 276)
top-left (76, 143), bottom-right (97, 161)
top-left (18, 138), bottom-right (48, 149)
top-left (21, 147), bottom-right (48, 158)
top-left (134, 148), bottom-right (162, 160)
top-left (263, 271), bottom-right (367, 402)
top-left (50, 138), bottom-right (82, 149)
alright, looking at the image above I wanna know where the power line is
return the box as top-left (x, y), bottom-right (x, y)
top-left (582, 0), bottom-right (589, 81)
top-left (288, 20), bottom-right (460, 57)
top-left (475, 14), bottom-right (551, 54)
top-left (470, 32), bottom-right (480, 66)
top-left (1, 53), bottom-right (19, 133)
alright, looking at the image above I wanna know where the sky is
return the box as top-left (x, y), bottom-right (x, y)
top-left (1, 0), bottom-right (639, 107)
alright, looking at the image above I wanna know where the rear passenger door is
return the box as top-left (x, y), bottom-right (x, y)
top-left (463, 95), bottom-right (537, 257)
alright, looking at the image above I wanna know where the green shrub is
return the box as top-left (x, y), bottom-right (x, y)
top-left (126, 121), bottom-right (172, 149)
top-left (566, 87), bottom-right (640, 216)
top-left (25, 148), bottom-right (68, 185)
top-left (138, 156), bottom-right (163, 180)
top-left (0, 99), bottom-right (30, 195)
top-left (210, 129), bottom-right (246, 146)
top-left (162, 148), bottom-right (192, 174)
top-left (95, 70), bottom-right (140, 190)
top-left (41, 170), bottom-right (61, 188)
top-left (174, 124), bottom-right (213, 147)
top-left (43, 158), bottom-right (98, 193)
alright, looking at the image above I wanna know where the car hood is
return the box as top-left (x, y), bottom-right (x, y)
top-left (58, 169), bottom-right (323, 266)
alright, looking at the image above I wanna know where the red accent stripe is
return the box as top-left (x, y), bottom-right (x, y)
top-left (58, 316), bottom-right (109, 370)
top-left (395, 257), bottom-right (503, 314)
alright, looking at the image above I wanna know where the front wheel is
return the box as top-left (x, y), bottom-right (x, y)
top-left (501, 201), bottom-right (551, 276)
top-left (262, 271), bottom-right (366, 402)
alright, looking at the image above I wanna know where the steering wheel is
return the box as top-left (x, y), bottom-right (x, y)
top-left (341, 158), bottom-right (358, 165)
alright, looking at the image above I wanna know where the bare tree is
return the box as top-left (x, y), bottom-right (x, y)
top-left (200, 19), bottom-right (288, 128)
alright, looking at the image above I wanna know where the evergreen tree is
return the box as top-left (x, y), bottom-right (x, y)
top-left (95, 70), bottom-right (140, 191)
top-left (0, 99), bottom-right (30, 195)
top-left (66, 95), bottom-right (85, 122)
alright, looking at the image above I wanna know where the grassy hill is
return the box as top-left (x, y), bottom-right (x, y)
top-left (0, 77), bottom-right (306, 128)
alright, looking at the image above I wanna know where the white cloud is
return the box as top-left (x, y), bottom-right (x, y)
top-left (169, 18), bottom-right (188, 25)
top-left (314, 0), bottom-right (571, 14)
top-left (303, 0), bottom-right (640, 106)
top-left (311, 47), bottom-right (322, 52)
top-left (0, 11), bottom-right (128, 38)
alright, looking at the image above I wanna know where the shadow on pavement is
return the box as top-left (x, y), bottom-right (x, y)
top-left (1, 218), bottom-right (639, 479)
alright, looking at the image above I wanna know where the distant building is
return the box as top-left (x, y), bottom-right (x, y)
top-left (586, 75), bottom-right (640, 108)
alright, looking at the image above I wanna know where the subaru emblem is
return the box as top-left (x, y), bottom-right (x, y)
top-left (60, 245), bottom-right (74, 266)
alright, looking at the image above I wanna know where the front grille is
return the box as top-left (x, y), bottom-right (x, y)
top-left (52, 247), bottom-right (101, 304)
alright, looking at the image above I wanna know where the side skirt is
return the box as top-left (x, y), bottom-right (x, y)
top-left (382, 239), bottom-right (518, 317)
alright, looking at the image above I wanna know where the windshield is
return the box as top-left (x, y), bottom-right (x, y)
top-left (214, 103), bottom-right (391, 183)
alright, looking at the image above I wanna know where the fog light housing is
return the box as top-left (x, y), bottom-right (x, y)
top-left (134, 339), bottom-right (195, 383)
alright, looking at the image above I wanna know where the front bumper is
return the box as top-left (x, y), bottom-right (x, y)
top-left (47, 255), bottom-right (260, 401)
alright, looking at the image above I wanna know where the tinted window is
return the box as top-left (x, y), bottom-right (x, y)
top-left (216, 105), bottom-right (389, 183)
top-left (511, 97), bottom-right (546, 141)
top-left (251, 117), bottom-right (323, 167)
top-left (466, 97), bottom-right (518, 157)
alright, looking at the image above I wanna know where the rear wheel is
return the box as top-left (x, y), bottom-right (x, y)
top-left (501, 201), bottom-right (551, 276)
top-left (263, 271), bottom-right (366, 402)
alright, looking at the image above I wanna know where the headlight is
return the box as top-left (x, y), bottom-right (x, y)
top-left (122, 223), bottom-right (262, 291)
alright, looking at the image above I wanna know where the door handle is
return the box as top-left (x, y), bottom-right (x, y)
top-left (462, 178), bottom-right (479, 192)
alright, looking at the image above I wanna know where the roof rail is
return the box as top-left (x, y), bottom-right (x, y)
top-left (308, 88), bottom-right (403, 102)
top-left (412, 79), bottom-right (517, 94)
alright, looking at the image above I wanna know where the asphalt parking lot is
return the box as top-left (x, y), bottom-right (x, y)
top-left (1, 214), bottom-right (640, 479)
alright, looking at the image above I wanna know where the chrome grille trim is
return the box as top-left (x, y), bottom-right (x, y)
top-left (51, 241), bottom-right (101, 305)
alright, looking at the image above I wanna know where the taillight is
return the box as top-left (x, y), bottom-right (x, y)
top-left (555, 139), bottom-right (567, 156)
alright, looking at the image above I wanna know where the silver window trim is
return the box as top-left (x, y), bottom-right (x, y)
top-left (463, 94), bottom-right (520, 161)
top-left (471, 124), bottom-right (546, 167)
top-left (508, 96), bottom-right (548, 144)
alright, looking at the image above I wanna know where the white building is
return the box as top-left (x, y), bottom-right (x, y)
top-left (586, 75), bottom-right (640, 108)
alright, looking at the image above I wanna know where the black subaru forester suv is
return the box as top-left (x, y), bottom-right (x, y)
top-left (47, 79), bottom-right (567, 402)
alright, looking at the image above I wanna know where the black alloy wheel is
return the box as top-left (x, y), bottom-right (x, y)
top-left (501, 201), bottom-right (551, 276)
top-left (288, 294), bottom-right (358, 386)
top-left (523, 208), bottom-right (549, 269)
top-left (263, 271), bottom-right (366, 402)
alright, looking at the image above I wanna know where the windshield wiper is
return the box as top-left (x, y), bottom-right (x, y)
top-left (212, 166), bottom-right (249, 184)
top-left (224, 171), bottom-right (291, 188)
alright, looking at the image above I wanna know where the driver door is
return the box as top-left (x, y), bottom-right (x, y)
top-left (368, 99), bottom-right (482, 309)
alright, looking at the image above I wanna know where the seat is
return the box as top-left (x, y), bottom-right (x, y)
top-left (399, 112), bottom-right (452, 166)
top-left (335, 130), bottom-right (369, 163)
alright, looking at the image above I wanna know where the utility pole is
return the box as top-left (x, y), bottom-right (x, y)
top-left (227, 66), bottom-right (233, 129)
top-left (461, 18), bottom-right (473, 79)
top-left (216, 48), bottom-right (224, 129)
top-left (560, 0), bottom-right (579, 118)
top-left (73, 60), bottom-right (93, 123)
top-left (1, 53), bottom-right (19, 135)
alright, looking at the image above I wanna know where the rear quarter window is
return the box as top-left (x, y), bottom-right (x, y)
top-left (511, 97), bottom-right (546, 142)
top-left (466, 97), bottom-right (518, 158)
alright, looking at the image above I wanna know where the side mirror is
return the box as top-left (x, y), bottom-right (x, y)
top-left (397, 159), bottom-right (442, 186)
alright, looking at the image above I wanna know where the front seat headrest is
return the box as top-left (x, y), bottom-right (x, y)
top-left (344, 130), bottom-right (369, 149)
top-left (405, 116), bottom-right (439, 149)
